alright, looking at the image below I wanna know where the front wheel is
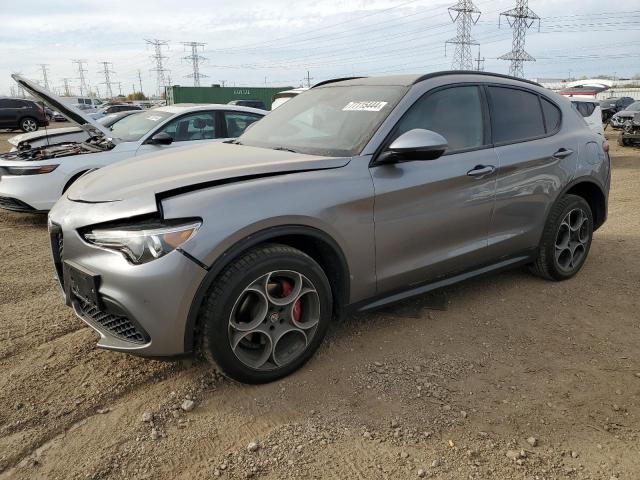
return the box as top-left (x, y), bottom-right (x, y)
top-left (199, 244), bottom-right (333, 384)
top-left (530, 194), bottom-right (593, 281)
top-left (20, 117), bottom-right (38, 132)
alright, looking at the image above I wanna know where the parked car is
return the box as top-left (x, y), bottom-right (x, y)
top-left (600, 96), bottom-right (635, 122)
top-left (89, 104), bottom-right (142, 120)
top-left (610, 101), bottom-right (640, 129)
top-left (0, 97), bottom-right (49, 132)
top-left (0, 74), bottom-right (266, 212)
top-left (8, 110), bottom-right (141, 151)
top-left (570, 97), bottom-right (604, 137)
top-left (271, 88), bottom-right (308, 110)
top-left (228, 99), bottom-right (267, 110)
top-left (48, 72), bottom-right (610, 384)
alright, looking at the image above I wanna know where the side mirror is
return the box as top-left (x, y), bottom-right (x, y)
top-left (148, 132), bottom-right (173, 145)
top-left (377, 129), bottom-right (448, 164)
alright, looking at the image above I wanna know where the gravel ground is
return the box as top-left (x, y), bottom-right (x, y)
top-left (0, 128), bottom-right (639, 480)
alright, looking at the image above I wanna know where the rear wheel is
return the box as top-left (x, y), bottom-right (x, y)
top-left (20, 117), bottom-right (38, 132)
top-left (530, 194), bottom-right (593, 281)
top-left (199, 244), bottom-right (332, 384)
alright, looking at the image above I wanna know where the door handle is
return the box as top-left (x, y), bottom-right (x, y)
top-left (467, 164), bottom-right (496, 177)
top-left (552, 148), bottom-right (573, 159)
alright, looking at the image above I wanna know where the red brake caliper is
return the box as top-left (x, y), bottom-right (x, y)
top-left (281, 280), bottom-right (301, 322)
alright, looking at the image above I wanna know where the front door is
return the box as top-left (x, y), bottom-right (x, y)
top-left (371, 85), bottom-right (498, 294)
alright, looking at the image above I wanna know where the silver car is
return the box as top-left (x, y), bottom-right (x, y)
top-left (49, 72), bottom-right (610, 383)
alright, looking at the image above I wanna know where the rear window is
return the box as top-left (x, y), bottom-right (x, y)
top-left (571, 101), bottom-right (596, 118)
top-left (488, 86), bottom-right (545, 144)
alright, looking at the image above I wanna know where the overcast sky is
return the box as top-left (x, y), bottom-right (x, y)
top-left (1, 0), bottom-right (639, 97)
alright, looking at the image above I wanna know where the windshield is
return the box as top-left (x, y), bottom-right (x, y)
top-left (238, 85), bottom-right (408, 156)
top-left (109, 110), bottom-right (173, 142)
top-left (627, 102), bottom-right (640, 112)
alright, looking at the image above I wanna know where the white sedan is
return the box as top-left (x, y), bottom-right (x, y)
top-left (0, 75), bottom-right (266, 212)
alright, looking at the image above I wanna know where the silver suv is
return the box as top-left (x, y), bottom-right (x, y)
top-left (49, 72), bottom-right (610, 383)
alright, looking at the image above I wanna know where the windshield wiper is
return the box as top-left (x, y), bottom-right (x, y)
top-left (271, 146), bottom-right (298, 153)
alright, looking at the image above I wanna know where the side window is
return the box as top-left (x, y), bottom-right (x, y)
top-left (488, 87), bottom-right (545, 143)
top-left (542, 98), bottom-right (562, 131)
top-left (159, 112), bottom-right (216, 142)
top-left (224, 112), bottom-right (262, 138)
top-left (0, 99), bottom-right (10, 108)
top-left (4, 99), bottom-right (23, 108)
top-left (391, 85), bottom-right (484, 152)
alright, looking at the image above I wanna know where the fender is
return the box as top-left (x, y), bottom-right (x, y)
top-left (182, 224), bottom-right (350, 352)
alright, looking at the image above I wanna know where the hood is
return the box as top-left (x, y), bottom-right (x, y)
top-left (8, 126), bottom-right (82, 146)
top-left (11, 74), bottom-right (117, 142)
top-left (67, 142), bottom-right (350, 205)
top-left (615, 109), bottom-right (638, 117)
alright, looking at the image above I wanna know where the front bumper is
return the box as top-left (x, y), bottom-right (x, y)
top-left (49, 203), bottom-right (208, 356)
top-left (610, 116), bottom-right (633, 129)
top-left (0, 171), bottom-right (65, 211)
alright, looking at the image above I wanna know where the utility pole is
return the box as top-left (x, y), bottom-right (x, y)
top-left (72, 59), bottom-right (88, 96)
top-left (117, 82), bottom-right (123, 96)
top-left (498, 0), bottom-right (540, 78)
top-left (181, 41), bottom-right (207, 87)
top-left (475, 49), bottom-right (485, 71)
top-left (132, 83), bottom-right (136, 95)
top-left (137, 69), bottom-right (144, 94)
top-left (146, 39), bottom-right (170, 97)
top-left (10, 85), bottom-right (16, 97)
top-left (445, 0), bottom-right (481, 70)
top-left (220, 80), bottom-right (226, 87)
top-left (61, 77), bottom-right (72, 96)
top-left (304, 70), bottom-right (314, 88)
top-left (38, 64), bottom-right (50, 91)
top-left (98, 61), bottom-right (115, 98)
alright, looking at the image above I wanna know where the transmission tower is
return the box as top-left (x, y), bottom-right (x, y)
top-left (475, 50), bottom-right (485, 71)
top-left (98, 61), bottom-right (116, 98)
top-left (38, 64), bottom-right (50, 91)
top-left (182, 41), bottom-right (208, 87)
top-left (137, 69), bottom-right (144, 94)
top-left (61, 77), bottom-right (72, 96)
top-left (146, 39), bottom-right (170, 97)
top-left (498, 0), bottom-right (540, 78)
top-left (445, 0), bottom-right (481, 70)
top-left (72, 59), bottom-right (88, 96)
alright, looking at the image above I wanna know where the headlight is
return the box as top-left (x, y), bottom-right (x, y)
top-left (0, 165), bottom-right (59, 176)
top-left (83, 220), bottom-right (201, 264)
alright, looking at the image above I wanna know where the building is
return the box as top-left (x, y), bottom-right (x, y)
top-left (165, 85), bottom-right (293, 109)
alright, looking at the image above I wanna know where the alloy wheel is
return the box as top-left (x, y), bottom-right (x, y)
top-left (228, 270), bottom-right (320, 371)
top-left (22, 119), bottom-right (37, 132)
top-left (554, 208), bottom-right (590, 273)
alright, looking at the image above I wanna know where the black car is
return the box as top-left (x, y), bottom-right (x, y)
top-left (228, 99), bottom-right (267, 110)
top-left (600, 97), bottom-right (635, 122)
top-left (0, 98), bottom-right (49, 132)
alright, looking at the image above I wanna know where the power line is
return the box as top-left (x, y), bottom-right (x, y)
top-left (446, 1), bottom-right (481, 70)
top-left (98, 61), bottom-right (116, 98)
top-left (182, 41), bottom-right (208, 87)
top-left (72, 59), bottom-right (88, 97)
top-left (146, 39), bottom-right (170, 97)
top-left (498, 0), bottom-right (540, 78)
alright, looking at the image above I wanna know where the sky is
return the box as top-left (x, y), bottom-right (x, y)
top-left (1, 0), bottom-right (639, 98)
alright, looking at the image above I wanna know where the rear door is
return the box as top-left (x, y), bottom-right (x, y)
top-left (371, 84), bottom-right (498, 292)
top-left (485, 85), bottom-right (578, 258)
top-left (0, 99), bottom-right (12, 127)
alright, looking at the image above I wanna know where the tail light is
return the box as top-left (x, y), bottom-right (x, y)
top-left (602, 140), bottom-right (609, 154)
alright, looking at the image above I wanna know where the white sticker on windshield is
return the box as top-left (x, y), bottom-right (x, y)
top-left (342, 101), bottom-right (388, 112)
top-left (146, 115), bottom-right (163, 121)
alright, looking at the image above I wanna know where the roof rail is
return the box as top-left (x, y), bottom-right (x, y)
top-left (312, 77), bottom-right (367, 88)
top-left (413, 70), bottom-right (542, 88)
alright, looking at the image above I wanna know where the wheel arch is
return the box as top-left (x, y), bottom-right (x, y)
top-left (562, 178), bottom-right (607, 230)
top-left (183, 224), bottom-right (351, 352)
top-left (62, 169), bottom-right (93, 194)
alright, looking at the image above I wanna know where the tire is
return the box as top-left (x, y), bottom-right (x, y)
top-left (20, 117), bottom-right (38, 133)
top-left (530, 194), bottom-right (593, 281)
top-left (199, 243), bottom-right (333, 384)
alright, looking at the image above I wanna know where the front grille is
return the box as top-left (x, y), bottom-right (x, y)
top-left (49, 223), bottom-right (64, 288)
top-left (76, 297), bottom-right (148, 344)
top-left (0, 196), bottom-right (36, 212)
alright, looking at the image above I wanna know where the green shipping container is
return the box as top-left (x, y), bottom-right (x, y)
top-left (165, 85), bottom-right (293, 109)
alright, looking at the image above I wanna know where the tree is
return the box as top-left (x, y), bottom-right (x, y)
top-left (126, 92), bottom-right (147, 101)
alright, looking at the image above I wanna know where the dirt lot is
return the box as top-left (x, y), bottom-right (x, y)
top-left (0, 128), bottom-right (639, 480)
